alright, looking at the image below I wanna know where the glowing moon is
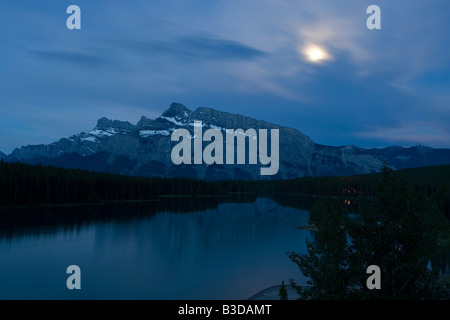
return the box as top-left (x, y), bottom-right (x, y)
top-left (302, 45), bottom-right (331, 63)
top-left (308, 48), bottom-right (324, 61)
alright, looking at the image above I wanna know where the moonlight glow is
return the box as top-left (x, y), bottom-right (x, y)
top-left (302, 45), bottom-right (331, 63)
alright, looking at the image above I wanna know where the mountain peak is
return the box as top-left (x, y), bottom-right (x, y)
top-left (414, 144), bottom-right (432, 151)
top-left (137, 115), bottom-right (154, 128)
top-left (96, 117), bottom-right (113, 129)
top-left (162, 103), bottom-right (192, 119)
top-left (96, 117), bottom-right (135, 131)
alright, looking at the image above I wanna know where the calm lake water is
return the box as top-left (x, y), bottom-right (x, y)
top-left (0, 197), bottom-right (313, 300)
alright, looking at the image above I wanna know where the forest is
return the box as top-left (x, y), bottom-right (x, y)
top-left (1, 159), bottom-right (450, 220)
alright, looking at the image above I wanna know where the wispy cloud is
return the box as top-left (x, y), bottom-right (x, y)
top-left (112, 35), bottom-right (268, 63)
top-left (30, 50), bottom-right (109, 68)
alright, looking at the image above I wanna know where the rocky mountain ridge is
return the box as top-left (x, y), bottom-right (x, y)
top-left (5, 103), bottom-right (450, 180)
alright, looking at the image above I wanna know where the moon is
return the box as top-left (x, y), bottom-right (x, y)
top-left (302, 45), bottom-right (331, 63)
top-left (308, 48), bottom-right (324, 61)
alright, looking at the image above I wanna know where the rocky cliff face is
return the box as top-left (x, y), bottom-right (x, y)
top-left (6, 103), bottom-right (450, 180)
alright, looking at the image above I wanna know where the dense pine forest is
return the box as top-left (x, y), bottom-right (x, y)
top-left (0, 160), bottom-right (226, 206)
top-left (1, 159), bottom-right (450, 219)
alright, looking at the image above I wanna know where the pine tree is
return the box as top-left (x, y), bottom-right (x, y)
top-left (279, 281), bottom-right (288, 300)
top-left (289, 167), bottom-right (448, 299)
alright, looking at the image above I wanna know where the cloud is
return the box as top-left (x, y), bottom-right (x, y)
top-left (179, 35), bottom-right (268, 61)
top-left (356, 122), bottom-right (450, 148)
top-left (30, 50), bottom-right (109, 68)
top-left (110, 35), bottom-right (268, 63)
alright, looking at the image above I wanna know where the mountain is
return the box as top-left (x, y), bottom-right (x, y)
top-left (5, 103), bottom-right (450, 180)
top-left (0, 151), bottom-right (6, 160)
top-left (365, 145), bottom-right (450, 170)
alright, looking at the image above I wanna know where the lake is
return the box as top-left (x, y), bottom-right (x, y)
top-left (0, 197), bottom-right (313, 300)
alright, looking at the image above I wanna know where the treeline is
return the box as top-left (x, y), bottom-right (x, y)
top-left (257, 175), bottom-right (376, 197)
top-left (256, 166), bottom-right (450, 218)
top-left (258, 165), bottom-right (450, 198)
top-left (2, 160), bottom-right (450, 219)
top-left (0, 161), bottom-right (227, 206)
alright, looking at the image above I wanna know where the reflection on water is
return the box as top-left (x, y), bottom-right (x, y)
top-left (0, 197), bottom-right (311, 300)
top-left (0, 195), bottom-right (257, 238)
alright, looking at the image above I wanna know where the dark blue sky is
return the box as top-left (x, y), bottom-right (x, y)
top-left (1, 0), bottom-right (450, 154)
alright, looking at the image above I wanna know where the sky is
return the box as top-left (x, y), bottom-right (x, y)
top-left (1, 0), bottom-right (450, 154)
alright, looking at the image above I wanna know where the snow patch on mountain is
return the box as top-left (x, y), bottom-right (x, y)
top-left (160, 116), bottom-right (186, 126)
top-left (90, 128), bottom-right (119, 137)
top-left (81, 137), bottom-right (98, 143)
top-left (210, 124), bottom-right (225, 131)
top-left (140, 130), bottom-right (171, 137)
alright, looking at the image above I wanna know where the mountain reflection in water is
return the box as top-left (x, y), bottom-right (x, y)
top-left (0, 196), bottom-right (312, 299)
